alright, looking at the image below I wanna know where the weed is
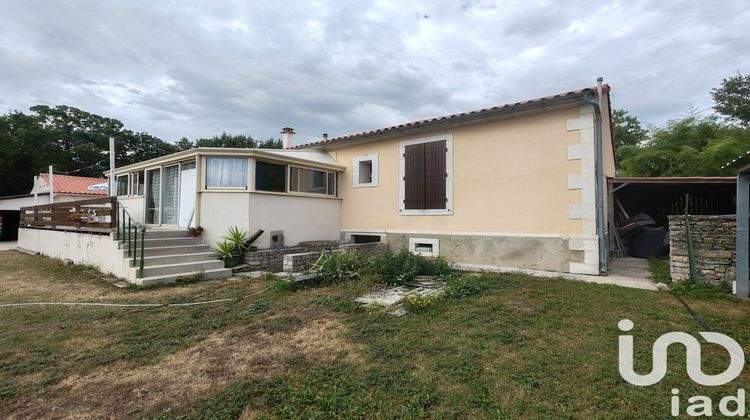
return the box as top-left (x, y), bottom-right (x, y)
top-left (647, 257), bottom-right (670, 283)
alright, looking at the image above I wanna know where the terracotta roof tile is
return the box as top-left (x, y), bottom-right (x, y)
top-left (40, 173), bottom-right (109, 195)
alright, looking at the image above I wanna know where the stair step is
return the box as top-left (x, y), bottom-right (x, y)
top-left (126, 244), bottom-right (211, 257)
top-left (118, 230), bottom-right (191, 239)
top-left (137, 267), bottom-right (233, 286)
top-left (139, 260), bottom-right (226, 277)
top-left (141, 252), bottom-right (216, 266)
top-left (143, 237), bottom-right (204, 247)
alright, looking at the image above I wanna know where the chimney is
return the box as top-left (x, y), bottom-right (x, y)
top-left (322, 133), bottom-right (328, 141)
top-left (281, 127), bottom-right (295, 149)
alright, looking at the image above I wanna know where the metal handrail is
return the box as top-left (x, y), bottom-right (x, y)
top-left (116, 203), bottom-right (146, 278)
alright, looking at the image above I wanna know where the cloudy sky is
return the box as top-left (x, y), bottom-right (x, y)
top-left (1, 0), bottom-right (748, 146)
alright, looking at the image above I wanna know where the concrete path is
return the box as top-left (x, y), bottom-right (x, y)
top-left (0, 241), bottom-right (18, 251)
top-left (608, 257), bottom-right (651, 279)
top-left (457, 261), bottom-right (659, 291)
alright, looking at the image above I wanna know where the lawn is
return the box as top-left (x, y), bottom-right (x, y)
top-left (1, 250), bottom-right (749, 418)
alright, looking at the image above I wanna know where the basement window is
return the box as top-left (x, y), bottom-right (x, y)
top-left (353, 155), bottom-right (378, 188)
top-left (408, 238), bottom-right (439, 257)
top-left (352, 234), bottom-right (381, 244)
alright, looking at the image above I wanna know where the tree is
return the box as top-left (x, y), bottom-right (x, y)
top-left (0, 105), bottom-right (176, 196)
top-left (618, 115), bottom-right (749, 176)
top-left (612, 108), bottom-right (649, 149)
top-left (712, 72), bottom-right (750, 127)
top-left (173, 134), bottom-right (283, 150)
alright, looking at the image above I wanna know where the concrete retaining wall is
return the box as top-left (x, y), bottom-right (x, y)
top-left (384, 232), bottom-right (583, 273)
top-left (18, 227), bottom-right (129, 278)
top-left (668, 215), bottom-right (736, 285)
top-left (282, 242), bottom-right (389, 273)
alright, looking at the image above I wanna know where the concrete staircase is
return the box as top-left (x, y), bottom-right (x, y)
top-left (119, 229), bottom-right (232, 286)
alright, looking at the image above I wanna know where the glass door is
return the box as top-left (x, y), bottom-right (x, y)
top-left (146, 169), bottom-right (161, 224)
top-left (161, 165), bottom-right (180, 225)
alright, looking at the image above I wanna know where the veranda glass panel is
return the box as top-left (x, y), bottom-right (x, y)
top-left (255, 161), bottom-right (286, 192)
top-left (290, 167), bottom-right (328, 194)
top-left (146, 170), bottom-right (161, 224)
top-left (161, 165), bottom-right (179, 225)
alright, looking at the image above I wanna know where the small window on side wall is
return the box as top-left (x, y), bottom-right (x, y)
top-left (353, 155), bottom-right (378, 188)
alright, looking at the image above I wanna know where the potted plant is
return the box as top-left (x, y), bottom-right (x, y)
top-left (214, 226), bottom-right (249, 268)
top-left (188, 226), bottom-right (204, 237)
top-left (215, 240), bottom-right (241, 268)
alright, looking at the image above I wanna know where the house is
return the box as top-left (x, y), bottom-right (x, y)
top-left (18, 82), bottom-right (616, 283)
top-left (292, 82), bottom-right (616, 275)
top-left (0, 173), bottom-right (108, 240)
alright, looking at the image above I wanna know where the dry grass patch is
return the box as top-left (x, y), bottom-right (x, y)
top-left (4, 311), bottom-right (360, 419)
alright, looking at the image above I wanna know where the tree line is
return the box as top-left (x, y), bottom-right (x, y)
top-left (613, 72), bottom-right (750, 176)
top-left (1, 73), bottom-right (747, 197)
top-left (0, 105), bottom-right (281, 196)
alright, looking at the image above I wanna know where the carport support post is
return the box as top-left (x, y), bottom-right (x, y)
top-left (736, 172), bottom-right (750, 298)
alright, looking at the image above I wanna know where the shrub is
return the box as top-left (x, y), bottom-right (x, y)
top-left (213, 226), bottom-right (250, 268)
top-left (310, 250), bottom-right (370, 284)
top-left (370, 249), bottom-right (454, 285)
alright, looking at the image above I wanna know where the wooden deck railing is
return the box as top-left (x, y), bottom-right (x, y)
top-left (20, 197), bottom-right (117, 234)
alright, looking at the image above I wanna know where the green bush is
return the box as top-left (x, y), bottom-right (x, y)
top-left (370, 249), bottom-right (454, 285)
top-left (310, 250), bottom-right (370, 284)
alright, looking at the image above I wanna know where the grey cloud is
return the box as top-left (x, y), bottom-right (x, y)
top-left (0, 0), bottom-right (748, 145)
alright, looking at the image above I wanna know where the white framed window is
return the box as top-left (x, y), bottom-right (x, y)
top-left (399, 134), bottom-right (453, 216)
top-left (205, 157), bottom-right (248, 189)
top-left (409, 238), bottom-right (440, 257)
top-left (353, 154), bottom-right (378, 188)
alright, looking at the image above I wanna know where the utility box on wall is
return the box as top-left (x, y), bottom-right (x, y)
top-left (270, 231), bottom-right (284, 249)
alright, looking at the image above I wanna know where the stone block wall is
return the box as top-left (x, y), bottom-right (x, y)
top-left (283, 242), bottom-right (390, 273)
top-left (668, 215), bottom-right (736, 285)
top-left (243, 240), bottom-right (388, 272)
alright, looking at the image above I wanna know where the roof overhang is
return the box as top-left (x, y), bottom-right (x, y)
top-left (106, 147), bottom-right (344, 176)
top-left (295, 89), bottom-right (596, 150)
top-left (609, 176), bottom-right (736, 185)
top-left (723, 150), bottom-right (750, 172)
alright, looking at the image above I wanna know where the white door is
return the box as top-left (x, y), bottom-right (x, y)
top-left (178, 164), bottom-right (196, 228)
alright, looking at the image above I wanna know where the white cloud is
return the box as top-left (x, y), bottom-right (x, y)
top-left (0, 0), bottom-right (748, 145)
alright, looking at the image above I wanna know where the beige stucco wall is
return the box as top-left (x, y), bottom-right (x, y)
top-left (333, 106), bottom-right (585, 235)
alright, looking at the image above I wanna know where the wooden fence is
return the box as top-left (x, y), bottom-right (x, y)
top-left (20, 197), bottom-right (117, 233)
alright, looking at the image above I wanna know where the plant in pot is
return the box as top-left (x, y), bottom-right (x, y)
top-left (188, 226), bottom-right (204, 237)
top-left (214, 226), bottom-right (249, 268)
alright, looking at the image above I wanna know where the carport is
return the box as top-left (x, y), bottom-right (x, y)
top-left (607, 176), bottom-right (736, 257)
top-left (725, 153), bottom-right (750, 298)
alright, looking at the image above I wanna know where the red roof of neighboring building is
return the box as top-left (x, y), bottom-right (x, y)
top-left (39, 173), bottom-right (109, 195)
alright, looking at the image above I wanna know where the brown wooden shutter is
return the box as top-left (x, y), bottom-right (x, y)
top-left (424, 140), bottom-right (447, 209)
top-left (403, 143), bottom-right (425, 209)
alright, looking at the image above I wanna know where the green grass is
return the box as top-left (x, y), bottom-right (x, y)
top-left (1, 251), bottom-right (750, 418)
top-left (648, 257), bottom-right (670, 283)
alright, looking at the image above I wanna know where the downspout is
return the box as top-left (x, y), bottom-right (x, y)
top-left (582, 77), bottom-right (607, 274)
